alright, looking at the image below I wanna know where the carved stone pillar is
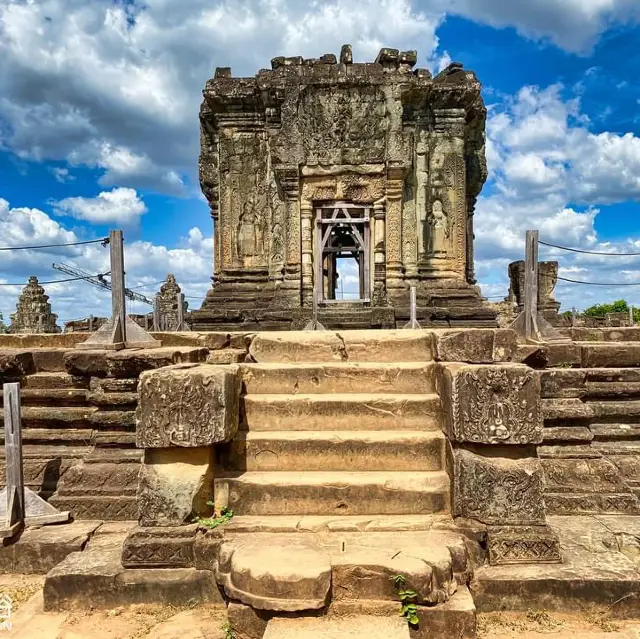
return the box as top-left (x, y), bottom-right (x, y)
top-left (210, 204), bottom-right (220, 282)
top-left (385, 166), bottom-right (405, 294)
top-left (426, 109), bottom-right (467, 279)
top-left (300, 200), bottom-right (314, 306)
top-left (372, 198), bottom-right (389, 306)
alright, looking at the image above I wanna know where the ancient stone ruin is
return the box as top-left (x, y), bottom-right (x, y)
top-left (1, 46), bottom-right (640, 639)
top-left (9, 276), bottom-right (61, 334)
top-left (191, 45), bottom-right (496, 330)
top-left (155, 274), bottom-right (188, 331)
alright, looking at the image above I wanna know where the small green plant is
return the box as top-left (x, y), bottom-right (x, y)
top-left (196, 502), bottom-right (234, 529)
top-left (393, 574), bottom-right (420, 628)
top-left (222, 621), bottom-right (237, 639)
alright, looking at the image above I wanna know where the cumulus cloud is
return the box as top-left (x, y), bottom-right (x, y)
top-left (0, 0), bottom-right (442, 193)
top-left (475, 83), bottom-right (640, 310)
top-left (53, 187), bottom-right (147, 225)
top-left (0, 196), bottom-right (213, 325)
top-left (441, 0), bottom-right (640, 53)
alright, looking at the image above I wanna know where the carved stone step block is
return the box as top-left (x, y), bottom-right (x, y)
top-left (438, 363), bottom-right (541, 444)
top-left (137, 364), bottom-right (241, 448)
top-left (22, 372), bottom-right (90, 390)
top-left (263, 615), bottom-right (410, 639)
top-left (240, 362), bottom-right (436, 395)
top-left (432, 329), bottom-right (516, 364)
top-left (542, 457), bottom-right (632, 497)
top-left (487, 526), bottom-right (561, 566)
top-left (87, 391), bottom-right (138, 408)
top-left (90, 377), bottom-right (138, 393)
top-left (48, 495), bottom-right (138, 520)
top-left (121, 524), bottom-right (199, 569)
top-left (138, 447), bottom-right (214, 527)
top-left (453, 449), bottom-right (546, 525)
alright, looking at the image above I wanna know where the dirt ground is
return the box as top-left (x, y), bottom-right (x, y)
top-left (4, 575), bottom-right (640, 638)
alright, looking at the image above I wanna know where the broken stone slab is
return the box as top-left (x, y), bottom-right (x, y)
top-left (215, 535), bottom-right (331, 611)
top-left (226, 601), bottom-right (271, 639)
top-left (137, 364), bottom-right (241, 448)
top-left (263, 615), bottom-right (410, 639)
top-left (138, 447), bottom-right (214, 527)
top-left (121, 524), bottom-right (198, 569)
top-left (0, 520), bottom-right (101, 574)
top-left (433, 329), bottom-right (516, 363)
top-left (336, 330), bottom-right (434, 362)
top-left (453, 449), bottom-right (546, 525)
top-left (581, 343), bottom-right (640, 368)
top-left (64, 346), bottom-right (208, 378)
top-left (438, 363), bottom-right (542, 444)
top-left (487, 526), bottom-right (561, 566)
top-left (249, 331), bottom-right (346, 363)
top-left (540, 369), bottom-right (587, 399)
top-left (0, 349), bottom-right (34, 378)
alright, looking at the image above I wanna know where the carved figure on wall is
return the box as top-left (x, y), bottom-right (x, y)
top-left (236, 197), bottom-right (265, 264)
top-left (427, 199), bottom-right (450, 256)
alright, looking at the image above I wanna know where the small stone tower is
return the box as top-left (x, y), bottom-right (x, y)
top-left (9, 276), bottom-right (61, 334)
top-left (155, 274), bottom-right (188, 331)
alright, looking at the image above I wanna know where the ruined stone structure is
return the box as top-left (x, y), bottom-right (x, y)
top-left (507, 260), bottom-right (561, 319)
top-left (192, 46), bottom-right (496, 330)
top-left (9, 276), bottom-right (61, 334)
top-left (154, 274), bottom-right (188, 331)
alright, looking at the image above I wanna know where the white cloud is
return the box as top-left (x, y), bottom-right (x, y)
top-left (0, 0), bottom-right (442, 193)
top-left (475, 83), bottom-right (640, 310)
top-left (0, 196), bottom-right (213, 325)
top-left (441, 0), bottom-right (640, 53)
top-left (50, 167), bottom-right (74, 183)
top-left (53, 188), bottom-right (147, 225)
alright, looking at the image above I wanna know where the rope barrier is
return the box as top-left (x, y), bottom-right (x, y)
top-left (0, 273), bottom-right (110, 287)
top-left (0, 237), bottom-right (109, 252)
top-left (557, 276), bottom-right (640, 286)
top-left (539, 239), bottom-right (640, 257)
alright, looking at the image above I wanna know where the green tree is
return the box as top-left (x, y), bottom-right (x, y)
top-left (583, 300), bottom-right (629, 318)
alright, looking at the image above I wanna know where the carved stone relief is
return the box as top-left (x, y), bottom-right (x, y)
top-left (439, 363), bottom-right (542, 444)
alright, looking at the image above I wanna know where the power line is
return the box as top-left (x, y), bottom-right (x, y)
top-left (129, 280), bottom-right (166, 291)
top-left (539, 239), bottom-right (640, 257)
top-left (0, 273), bottom-right (109, 287)
top-left (558, 276), bottom-right (640, 286)
top-left (0, 237), bottom-right (109, 252)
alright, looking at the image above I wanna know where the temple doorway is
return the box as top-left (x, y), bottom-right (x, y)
top-left (315, 203), bottom-right (371, 303)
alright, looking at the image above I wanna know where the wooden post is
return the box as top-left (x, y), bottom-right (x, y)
top-left (3, 383), bottom-right (24, 535)
top-left (177, 292), bottom-right (185, 331)
top-left (153, 296), bottom-right (160, 332)
top-left (109, 229), bottom-right (127, 344)
top-left (572, 307), bottom-right (576, 327)
top-left (88, 315), bottom-right (93, 332)
top-left (524, 230), bottom-right (539, 341)
top-left (630, 304), bottom-right (635, 327)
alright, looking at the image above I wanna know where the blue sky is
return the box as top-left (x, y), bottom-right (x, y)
top-left (1, 0), bottom-right (640, 324)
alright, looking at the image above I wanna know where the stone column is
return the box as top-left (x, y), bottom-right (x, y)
top-left (385, 166), bottom-right (405, 296)
top-left (372, 198), bottom-right (388, 305)
top-left (275, 166), bottom-right (301, 305)
top-left (300, 199), bottom-right (314, 306)
top-left (426, 108), bottom-right (467, 279)
top-left (210, 204), bottom-right (220, 282)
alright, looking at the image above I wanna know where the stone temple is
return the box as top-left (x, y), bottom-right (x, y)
top-left (191, 45), bottom-right (496, 330)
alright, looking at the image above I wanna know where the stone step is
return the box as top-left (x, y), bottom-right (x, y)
top-left (87, 391), bottom-right (138, 408)
top-left (240, 362), bottom-right (435, 395)
top-left (223, 430), bottom-right (445, 472)
top-left (21, 372), bottom-right (90, 390)
top-left (0, 406), bottom-right (98, 429)
top-left (216, 471), bottom-right (450, 516)
top-left (243, 393), bottom-right (441, 432)
top-left (248, 330), bottom-right (434, 363)
top-left (223, 514), bottom-right (447, 533)
top-left (0, 427), bottom-right (94, 444)
top-left (587, 400), bottom-right (640, 419)
top-left (263, 616), bottom-right (410, 639)
top-left (0, 388), bottom-right (88, 406)
top-left (580, 342), bottom-right (640, 368)
top-left (590, 423), bottom-right (640, 440)
top-left (585, 382), bottom-right (640, 398)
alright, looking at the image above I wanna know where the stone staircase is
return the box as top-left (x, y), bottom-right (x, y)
top-left (211, 331), bottom-right (475, 636)
top-left (538, 337), bottom-right (640, 515)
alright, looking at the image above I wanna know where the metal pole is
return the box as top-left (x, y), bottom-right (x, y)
top-left (524, 230), bottom-right (539, 341)
top-left (4, 383), bottom-right (24, 531)
top-left (109, 229), bottom-right (127, 344)
top-left (403, 286), bottom-right (421, 329)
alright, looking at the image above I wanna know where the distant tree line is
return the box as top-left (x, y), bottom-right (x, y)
top-left (562, 299), bottom-right (640, 322)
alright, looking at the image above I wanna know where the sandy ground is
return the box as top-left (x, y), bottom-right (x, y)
top-left (3, 575), bottom-right (640, 638)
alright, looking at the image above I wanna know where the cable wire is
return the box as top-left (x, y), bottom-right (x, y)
top-left (0, 273), bottom-right (110, 286)
top-left (539, 239), bottom-right (640, 256)
top-left (558, 276), bottom-right (640, 286)
top-left (0, 237), bottom-right (109, 252)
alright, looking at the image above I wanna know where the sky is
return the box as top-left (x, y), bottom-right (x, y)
top-left (1, 0), bottom-right (640, 325)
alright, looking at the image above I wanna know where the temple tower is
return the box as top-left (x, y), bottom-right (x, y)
top-left (9, 276), bottom-right (61, 334)
top-left (192, 46), bottom-right (496, 330)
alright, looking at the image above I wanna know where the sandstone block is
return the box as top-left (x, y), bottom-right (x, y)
top-left (433, 329), bottom-right (516, 363)
top-left (453, 449), bottom-right (546, 525)
top-left (138, 447), bottom-right (214, 527)
top-left (439, 363), bottom-right (541, 444)
top-left (121, 524), bottom-right (198, 568)
top-left (581, 343), bottom-right (640, 368)
top-left (215, 536), bottom-right (331, 611)
top-left (249, 331), bottom-right (346, 363)
top-left (487, 525), bottom-right (561, 565)
top-left (227, 601), bottom-right (270, 639)
top-left (137, 364), bottom-right (240, 448)
top-left (263, 616), bottom-right (410, 639)
top-left (0, 349), bottom-right (34, 379)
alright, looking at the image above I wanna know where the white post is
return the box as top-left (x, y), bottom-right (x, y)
top-left (403, 286), bottom-right (421, 329)
top-left (3, 383), bottom-right (24, 532)
top-left (110, 229), bottom-right (127, 343)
